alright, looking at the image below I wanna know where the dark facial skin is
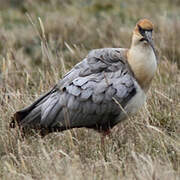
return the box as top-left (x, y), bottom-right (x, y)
top-left (138, 25), bottom-right (156, 57)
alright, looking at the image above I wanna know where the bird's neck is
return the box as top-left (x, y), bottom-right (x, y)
top-left (127, 44), bottom-right (157, 92)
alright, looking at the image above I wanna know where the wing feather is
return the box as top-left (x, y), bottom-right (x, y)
top-left (47, 48), bottom-right (136, 130)
top-left (13, 48), bottom-right (137, 132)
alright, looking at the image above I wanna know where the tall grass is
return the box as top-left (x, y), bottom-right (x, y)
top-left (0, 0), bottom-right (180, 179)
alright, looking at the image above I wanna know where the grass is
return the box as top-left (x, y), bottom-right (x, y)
top-left (0, 0), bottom-right (180, 179)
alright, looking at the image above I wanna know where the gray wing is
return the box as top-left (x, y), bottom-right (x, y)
top-left (39, 48), bottom-right (136, 131)
top-left (13, 48), bottom-right (136, 132)
top-left (57, 48), bottom-right (132, 89)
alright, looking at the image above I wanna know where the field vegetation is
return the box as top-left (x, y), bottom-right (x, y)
top-left (0, 0), bottom-right (180, 179)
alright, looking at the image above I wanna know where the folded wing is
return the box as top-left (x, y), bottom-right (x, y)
top-left (11, 48), bottom-right (136, 133)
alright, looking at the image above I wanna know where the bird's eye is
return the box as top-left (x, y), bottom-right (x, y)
top-left (138, 25), bottom-right (145, 36)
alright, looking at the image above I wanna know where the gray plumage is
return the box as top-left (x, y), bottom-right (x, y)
top-left (10, 48), bottom-right (137, 134)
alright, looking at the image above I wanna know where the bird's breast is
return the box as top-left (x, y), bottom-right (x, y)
top-left (124, 81), bottom-right (146, 115)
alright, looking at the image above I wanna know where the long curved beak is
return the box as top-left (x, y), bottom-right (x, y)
top-left (144, 31), bottom-right (156, 58)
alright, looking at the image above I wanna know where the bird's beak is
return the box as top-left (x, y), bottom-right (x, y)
top-left (144, 31), bottom-right (153, 48)
top-left (144, 31), bottom-right (156, 56)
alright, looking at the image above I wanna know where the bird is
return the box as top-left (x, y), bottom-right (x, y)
top-left (10, 18), bottom-right (157, 137)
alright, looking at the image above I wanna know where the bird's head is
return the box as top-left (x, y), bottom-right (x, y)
top-left (132, 19), bottom-right (154, 51)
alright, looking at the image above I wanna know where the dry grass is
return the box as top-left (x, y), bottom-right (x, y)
top-left (0, 0), bottom-right (180, 179)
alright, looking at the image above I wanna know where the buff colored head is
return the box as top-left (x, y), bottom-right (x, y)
top-left (134, 19), bottom-right (154, 35)
top-left (131, 19), bottom-right (155, 51)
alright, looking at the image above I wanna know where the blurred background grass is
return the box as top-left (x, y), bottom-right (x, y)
top-left (0, 0), bottom-right (180, 179)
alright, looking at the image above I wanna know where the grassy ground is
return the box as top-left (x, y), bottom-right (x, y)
top-left (0, 0), bottom-right (180, 179)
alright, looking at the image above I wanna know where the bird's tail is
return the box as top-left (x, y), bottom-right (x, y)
top-left (10, 87), bottom-right (57, 131)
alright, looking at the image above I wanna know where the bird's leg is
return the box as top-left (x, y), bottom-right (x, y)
top-left (101, 129), bottom-right (111, 147)
top-left (101, 129), bottom-right (111, 160)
